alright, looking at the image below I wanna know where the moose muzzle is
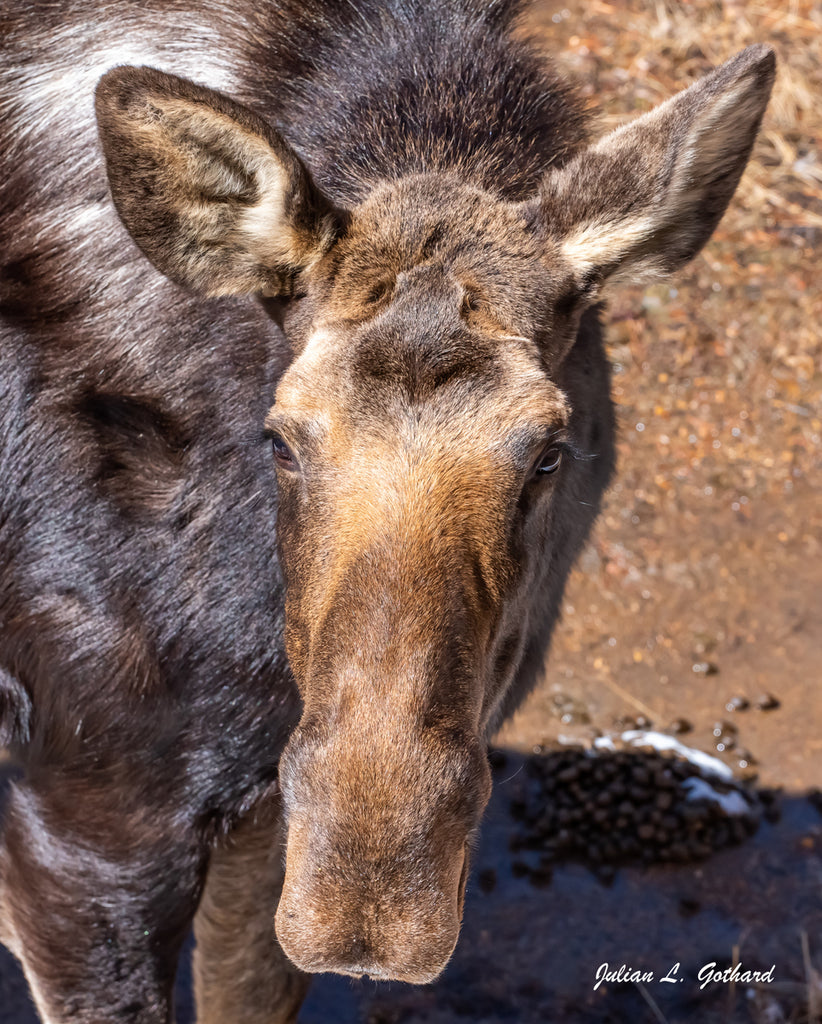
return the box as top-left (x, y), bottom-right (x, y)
top-left (275, 717), bottom-right (491, 982)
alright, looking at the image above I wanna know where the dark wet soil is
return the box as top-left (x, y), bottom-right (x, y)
top-left (297, 755), bottom-right (822, 1024)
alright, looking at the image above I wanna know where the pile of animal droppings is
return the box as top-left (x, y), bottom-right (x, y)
top-left (495, 747), bottom-right (764, 886)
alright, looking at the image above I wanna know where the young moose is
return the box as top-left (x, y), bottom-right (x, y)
top-left (0, 0), bottom-right (773, 1020)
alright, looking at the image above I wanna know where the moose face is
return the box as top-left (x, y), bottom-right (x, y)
top-left (95, 44), bottom-right (774, 981)
top-left (269, 176), bottom-right (578, 979)
top-left (270, 174), bottom-right (578, 719)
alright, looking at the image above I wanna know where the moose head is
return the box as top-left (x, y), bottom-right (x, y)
top-left (95, 44), bottom-right (774, 982)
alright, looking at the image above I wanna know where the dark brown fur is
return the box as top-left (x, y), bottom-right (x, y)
top-left (0, 0), bottom-right (773, 1020)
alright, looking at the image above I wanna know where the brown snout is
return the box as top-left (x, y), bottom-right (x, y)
top-left (275, 726), bottom-right (490, 982)
top-left (275, 831), bottom-right (467, 983)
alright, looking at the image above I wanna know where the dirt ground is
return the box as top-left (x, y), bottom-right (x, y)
top-left (495, 0), bottom-right (822, 797)
top-left (1, 1), bottom-right (820, 1022)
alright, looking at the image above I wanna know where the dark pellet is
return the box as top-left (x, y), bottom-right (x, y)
top-left (726, 695), bottom-right (750, 712)
top-left (477, 868), bottom-right (497, 894)
top-left (668, 718), bottom-right (693, 735)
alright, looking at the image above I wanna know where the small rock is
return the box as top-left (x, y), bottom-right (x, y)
top-left (667, 717), bottom-right (693, 735)
top-left (692, 661), bottom-right (720, 676)
top-left (754, 693), bottom-right (780, 711)
top-left (712, 720), bottom-right (738, 738)
top-left (712, 721), bottom-right (738, 752)
top-left (550, 692), bottom-right (591, 724)
top-left (734, 748), bottom-right (758, 767)
top-left (725, 695), bottom-right (750, 712)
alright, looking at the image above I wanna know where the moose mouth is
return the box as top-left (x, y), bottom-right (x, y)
top-left (275, 720), bottom-right (488, 983)
top-left (275, 847), bottom-right (470, 984)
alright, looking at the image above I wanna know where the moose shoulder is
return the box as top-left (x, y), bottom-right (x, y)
top-left (0, 1), bottom-right (774, 1021)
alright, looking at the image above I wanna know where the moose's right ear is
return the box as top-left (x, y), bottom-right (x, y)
top-left (95, 66), bottom-right (339, 297)
top-left (528, 44), bottom-right (776, 296)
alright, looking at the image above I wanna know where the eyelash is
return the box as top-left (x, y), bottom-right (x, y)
top-left (267, 431), bottom-right (298, 470)
top-left (531, 439), bottom-right (595, 479)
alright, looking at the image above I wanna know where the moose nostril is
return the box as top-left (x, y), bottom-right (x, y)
top-left (348, 935), bottom-right (369, 962)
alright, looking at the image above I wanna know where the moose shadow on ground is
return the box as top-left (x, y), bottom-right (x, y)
top-left (2, 750), bottom-right (820, 1024)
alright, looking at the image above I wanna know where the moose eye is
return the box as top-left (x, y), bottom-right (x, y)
top-left (462, 290), bottom-right (480, 315)
top-left (535, 445), bottom-right (563, 476)
top-left (271, 433), bottom-right (297, 470)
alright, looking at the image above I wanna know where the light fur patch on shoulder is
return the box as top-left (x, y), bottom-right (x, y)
top-left (6, 26), bottom-right (238, 148)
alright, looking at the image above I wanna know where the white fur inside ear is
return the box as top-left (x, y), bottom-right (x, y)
top-left (237, 156), bottom-right (291, 261)
top-left (559, 212), bottom-right (658, 280)
top-left (553, 46), bottom-right (773, 288)
top-left (151, 97), bottom-right (295, 262)
top-left (232, 139), bottom-right (331, 275)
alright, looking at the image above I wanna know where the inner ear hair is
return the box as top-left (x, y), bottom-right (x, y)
top-left (95, 65), bottom-right (340, 296)
top-left (531, 44), bottom-right (776, 292)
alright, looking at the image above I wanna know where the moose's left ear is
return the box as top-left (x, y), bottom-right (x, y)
top-left (95, 66), bottom-right (340, 297)
top-left (527, 45), bottom-right (775, 294)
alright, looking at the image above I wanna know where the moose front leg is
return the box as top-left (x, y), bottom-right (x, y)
top-left (0, 777), bottom-right (205, 1024)
top-left (193, 788), bottom-right (309, 1024)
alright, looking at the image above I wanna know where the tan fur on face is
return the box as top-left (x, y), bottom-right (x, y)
top-left (276, 721), bottom-right (486, 983)
top-left (268, 174), bottom-right (575, 982)
top-left (273, 322), bottom-right (568, 672)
